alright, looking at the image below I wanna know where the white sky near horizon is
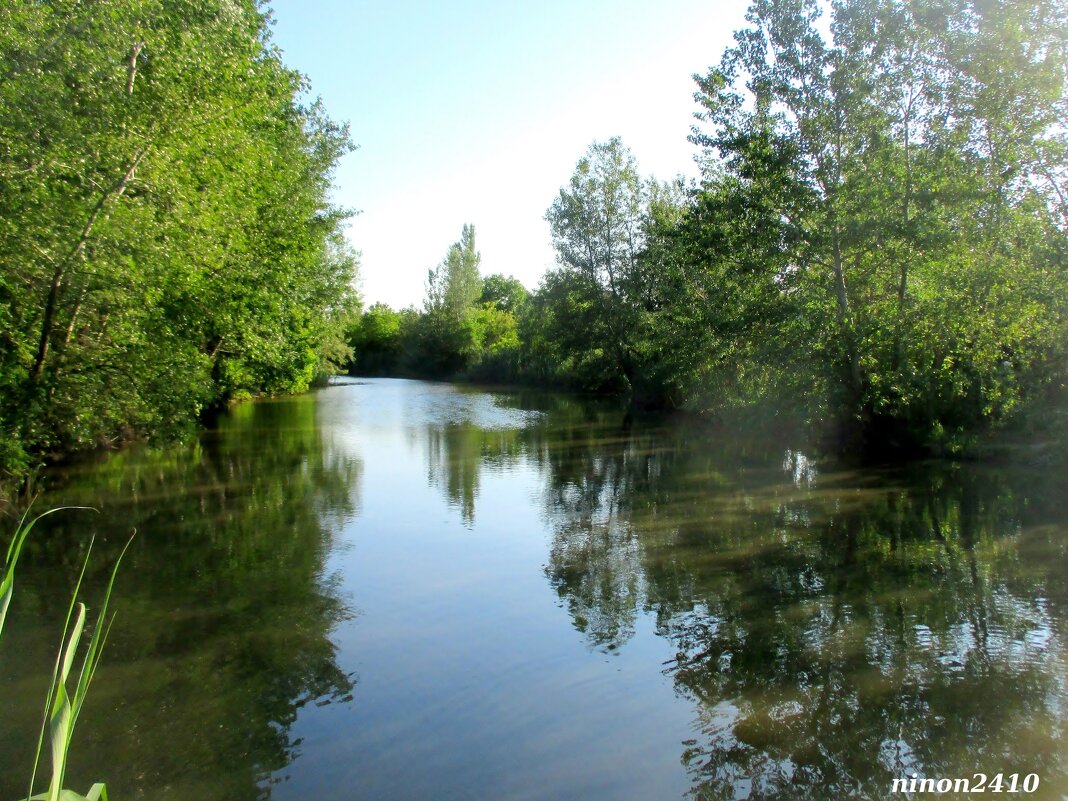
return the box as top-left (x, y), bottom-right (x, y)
top-left (267, 0), bottom-right (751, 309)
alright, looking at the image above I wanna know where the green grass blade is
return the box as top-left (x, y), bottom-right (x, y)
top-left (24, 788), bottom-right (108, 801)
top-left (4, 502), bottom-right (35, 566)
top-left (1, 508), bottom-right (37, 638)
top-left (1, 506), bottom-right (96, 639)
top-left (0, 573), bottom-right (13, 640)
top-left (28, 538), bottom-right (95, 801)
top-left (3, 508), bottom-right (118, 801)
top-left (69, 534), bottom-right (134, 746)
top-left (47, 602), bottom-right (85, 801)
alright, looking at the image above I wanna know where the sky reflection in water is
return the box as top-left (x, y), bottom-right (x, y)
top-left (2, 378), bottom-right (1065, 801)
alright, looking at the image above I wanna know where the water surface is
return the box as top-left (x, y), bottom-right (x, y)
top-left (1, 378), bottom-right (1066, 800)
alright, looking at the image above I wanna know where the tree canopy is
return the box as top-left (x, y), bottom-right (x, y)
top-left (676, 0), bottom-right (1068, 448)
top-left (27, 0), bottom-right (1059, 463)
top-left (0, 0), bottom-right (359, 480)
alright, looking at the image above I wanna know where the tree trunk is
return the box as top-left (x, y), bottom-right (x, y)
top-left (28, 146), bottom-right (149, 388)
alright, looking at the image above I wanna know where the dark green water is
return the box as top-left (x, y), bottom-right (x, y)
top-left (1, 378), bottom-right (1066, 801)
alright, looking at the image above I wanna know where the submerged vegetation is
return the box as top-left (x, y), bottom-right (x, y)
top-left (0, 1), bottom-right (359, 483)
top-left (349, 0), bottom-right (1068, 453)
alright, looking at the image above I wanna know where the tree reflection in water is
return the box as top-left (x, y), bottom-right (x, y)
top-left (0, 395), bottom-right (360, 801)
top-left (65, 383), bottom-right (1060, 801)
top-left (530, 409), bottom-right (1067, 800)
top-left (418, 386), bottom-right (532, 527)
top-left (418, 389), bottom-right (1068, 801)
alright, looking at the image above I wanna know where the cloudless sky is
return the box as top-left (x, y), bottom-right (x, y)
top-left (267, 0), bottom-right (751, 309)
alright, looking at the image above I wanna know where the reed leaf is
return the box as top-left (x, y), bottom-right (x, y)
top-left (1, 508), bottom-right (128, 801)
top-left (26, 785), bottom-right (108, 801)
top-left (0, 507), bottom-right (91, 640)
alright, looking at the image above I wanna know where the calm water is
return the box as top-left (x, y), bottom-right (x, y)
top-left (1, 378), bottom-right (1066, 801)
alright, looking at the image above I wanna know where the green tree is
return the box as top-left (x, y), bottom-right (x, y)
top-left (518, 269), bottom-right (629, 392)
top-left (426, 224), bottom-right (482, 319)
top-left (681, 0), bottom-right (1068, 448)
top-left (544, 139), bottom-right (686, 402)
top-left (0, 0), bottom-right (358, 480)
top-left (479, 274), bottom-right (529, 315)
top-left (414, 225), bottom-right (488, 377)
top-left (545, 138), bottom-right (645, 388)
top-left (349, 303), bottom-right (405, 375)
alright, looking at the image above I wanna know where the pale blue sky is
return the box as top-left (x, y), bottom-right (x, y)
top-left (267, 0), bottom-right (750, 308)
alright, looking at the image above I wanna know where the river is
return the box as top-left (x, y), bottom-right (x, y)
top-left (1, 378), bottom-right (1065, 800)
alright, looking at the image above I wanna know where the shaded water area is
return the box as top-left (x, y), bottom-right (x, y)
top-left (1, 378), bottom-right (1066, 801)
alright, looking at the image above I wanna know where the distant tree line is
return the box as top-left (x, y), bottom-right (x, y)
top-left (350, 0), bottom-right (1068, 453)
top-left (347, 224), bottom-right (528, 383)
top-left (0, 0), bottom-right (359, 481)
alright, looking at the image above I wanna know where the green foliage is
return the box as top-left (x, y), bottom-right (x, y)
top-left (426, 224), bottom-right (482, 318)
top-left (305, 0), bottom-right (1068, 454)
top-left (345, 226), bottom-right (533, 383)
top-left (474, 305), bottom-right (520, 355)
top-left (543, 138), bottom-right (646, 389)
top-left (653, 0), bottom-right (1068, 450)
top-left (542, 138), bottom-right (688, 404)
top-left (517, 269), bottom-right (628, 392)
top-left (405, 224), bottom-right (486, 376)
top-left (407, 308), bottom-right (483, 378)
top-left (2, 508), bottom-right (129, 801)
top-left (464, 305), bottom-right (522, 383)
top-left (347, 302), bottom-right (407, 375)
top-left (0, 0), bottom-right (359, 479)
top-left (490, 0), bottom-right (1067, 448)
top-left (479, 274), bottom-right (530, 315)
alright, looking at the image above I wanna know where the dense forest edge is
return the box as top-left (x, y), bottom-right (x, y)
top-left (3, 0), bottom-right (1068, 491)
top-left (348, 0), bottom-right (1068, 457)
top-left (0, 1), bottom-right (359, 487)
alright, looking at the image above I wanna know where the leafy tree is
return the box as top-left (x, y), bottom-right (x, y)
top-left (406, 307), bottom-right (481, 378)
top-left (680, 0), bottom-right (1068, 449)
top-left (544, 139), bottom-right (687, 402)
top-left (348, 303), bottom-right (406, 375)
top-left (545, 138), bottom-right (646, 390)
top-left (479, 274), bottom-right (529, 315)
top-left (518, 269), bottom-right (629, 392)
top-left (0, 0), bottom-right (358, 480)
top-left (426, 224), bottom-right (482, 319)
top-left (412, 224), bottom-right (491, 378)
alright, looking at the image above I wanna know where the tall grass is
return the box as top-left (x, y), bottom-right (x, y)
top-left (2, 506), bottom-right (131, 801)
